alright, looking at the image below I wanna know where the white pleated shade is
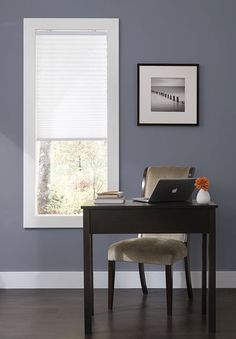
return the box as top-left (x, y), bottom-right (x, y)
top-left (35, 32), bottom-right (107, 140)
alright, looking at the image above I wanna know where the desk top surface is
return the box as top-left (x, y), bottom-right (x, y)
top-left (82, 199), bottom-right (217, 210)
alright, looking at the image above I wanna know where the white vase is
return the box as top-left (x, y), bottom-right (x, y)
top-left (196, 189), bottom-right (211, 204)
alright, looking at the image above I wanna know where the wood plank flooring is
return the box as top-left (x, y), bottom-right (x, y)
top-left (0, 289), bottom-right (235, 339)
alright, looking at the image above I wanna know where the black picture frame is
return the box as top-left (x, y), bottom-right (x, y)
top-left (137, 64), bottom-right (199, 126)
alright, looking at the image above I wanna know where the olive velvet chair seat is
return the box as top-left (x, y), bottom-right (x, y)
top-left (108, 166), bottom-right (195, 316)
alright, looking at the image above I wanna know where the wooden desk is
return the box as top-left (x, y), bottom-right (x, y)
top-left (82, 200), bottom-right (217, 335)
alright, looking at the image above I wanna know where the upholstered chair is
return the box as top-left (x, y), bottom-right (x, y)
top-left (108, 166), bottom-right (195, 315)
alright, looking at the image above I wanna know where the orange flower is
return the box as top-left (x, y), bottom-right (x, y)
top-left (195, 177), bottom-right (210, 191)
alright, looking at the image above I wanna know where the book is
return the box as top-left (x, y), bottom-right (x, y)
top-left (96, 191), bottom-right (124, 198)
top-left (96, 195), bottom-right (123, 199)
top-left (94, 198), bottom-right (125, 204)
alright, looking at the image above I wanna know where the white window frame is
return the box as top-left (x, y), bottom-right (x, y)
top-left (24, 18), bottom-right (119, 228)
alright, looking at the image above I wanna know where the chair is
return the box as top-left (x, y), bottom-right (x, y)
top-left (108, 166), bottom-right (195, 315)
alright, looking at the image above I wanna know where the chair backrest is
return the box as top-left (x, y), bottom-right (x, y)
top-left (140, 166), bottom-right (195, 242)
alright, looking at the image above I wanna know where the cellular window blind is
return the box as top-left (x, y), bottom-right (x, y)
top-left (35, 31), bottom-right (107, 140)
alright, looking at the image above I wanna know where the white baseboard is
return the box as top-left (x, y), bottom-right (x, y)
top-left (0, 271), bottom-right (235, 289)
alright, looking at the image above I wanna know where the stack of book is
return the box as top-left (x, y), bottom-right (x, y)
top-left (94, 191), bottom-right (125, 204)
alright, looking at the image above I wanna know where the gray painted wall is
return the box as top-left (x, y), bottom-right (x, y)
top-left (0, 0), bottom-right (235, 272)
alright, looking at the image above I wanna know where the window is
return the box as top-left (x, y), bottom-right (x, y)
top-left (24, 19), bottom-right (119, 228)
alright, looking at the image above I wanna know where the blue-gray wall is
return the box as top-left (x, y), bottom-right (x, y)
top-left (0, 0), bottom-right (235, 272)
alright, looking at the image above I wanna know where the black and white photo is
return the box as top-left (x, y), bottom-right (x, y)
top-left (151, 78), bottom-right (185, 112)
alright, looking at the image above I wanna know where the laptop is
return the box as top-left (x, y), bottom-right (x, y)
top-left (133, 178), bottom-right (195, 203)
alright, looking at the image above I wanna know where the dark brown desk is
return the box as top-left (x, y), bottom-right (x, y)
top-left (82, 200), bottom-right (217, 335)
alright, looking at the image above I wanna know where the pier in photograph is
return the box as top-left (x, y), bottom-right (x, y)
top-left (151, 78), bottom-right (185, 112)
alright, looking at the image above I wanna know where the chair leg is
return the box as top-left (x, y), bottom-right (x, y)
top-left (138, 263), bottom-right (148, 295)
top-left (108, 260), bottom-right (115, 310)
top-left (184, 256), bottom-right (193, 299)
top-left (165, 265), bottom-right (173, 316)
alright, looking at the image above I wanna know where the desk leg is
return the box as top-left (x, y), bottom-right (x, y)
top-left (83, 210), bottom-right (93, 335)
top-left (208, 210), bottom-right (216, 333)
top-left (90, 234), bottom-right (94, 316)
top-left (202, 233), bottom-right (207, 314)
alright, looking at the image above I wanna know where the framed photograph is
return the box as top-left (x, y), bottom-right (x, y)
top-left (137, 64), bottom-right (199, 125)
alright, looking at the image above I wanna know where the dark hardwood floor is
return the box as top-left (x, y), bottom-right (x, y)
top-left (0, 289), bottom-right (235, 339)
